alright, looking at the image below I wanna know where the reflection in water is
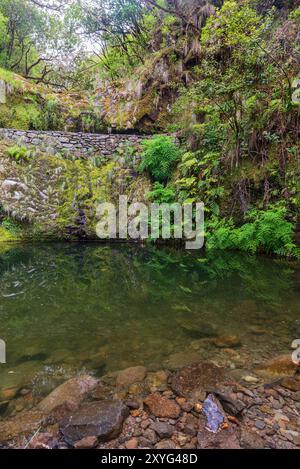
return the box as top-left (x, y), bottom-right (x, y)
top-left (0, 243), bottom-right (299, 395)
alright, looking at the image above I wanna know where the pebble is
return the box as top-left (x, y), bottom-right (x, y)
top-left (255, 420), bottom-right (266, 430)
top-left (125, 438), bottom-right (138, 449)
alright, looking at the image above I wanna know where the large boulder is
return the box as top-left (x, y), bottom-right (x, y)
top-left (38, 375), bottom-right (98, 414)
top-left (60, 400), bottom-right (129, 445)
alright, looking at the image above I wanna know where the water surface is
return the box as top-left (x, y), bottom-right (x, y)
top-left (0, 243), bottom-right (299, 397)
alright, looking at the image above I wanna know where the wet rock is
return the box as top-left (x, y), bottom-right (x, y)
top-left (213, 335), bottom-right (241, 349)
top-left (151, 421), bottom-right (174, 439)
top-left (202, 395), bottom-right (226, 433)
top-left (197, 423), bottom-right (240, 449)
top-left (146, 371), bottom-right (169, 391)
top-left (125, 438), bottom-right (138, 449)
top-left (144, 394), bottom-right (181, 419)
top-left (255, 420), bottom-right (266, 430)
top-left (0, 387), bottom-right (18, 401)
top-left (242, 375), bottom-right (260, 384)
top-left (29, 432), bottom-right (58, 450)
top-left (125, 400), bottom-right (140, 410)
top-left (240, 428), bottom-right (265, 449)
top-left (61, 400), bottom-right (129, 445)
top-left (213, 392), bottom-right (246, 416)
top-left (74, 436), bottom-right (98, 449)
top-left (50, 401), bottom-right (80, 423)
top-left (155, 439), bottom-right (177, 449)
top-left (281, 376), bottom-right (300, 392)
top-left (0, 410), bottom-right (45, 442)
top-left (170, 362), bottom-right (228, 399)
top-left (116, 366), bottom-right (147, 388)
top-left (143, 428), bottom-right (157, 445)
top-left (290, 391), bottom-right (300, 402)
top-left (256, 355), bottom-right (297, 377)
top-left (0, 400), bottom-right (9, 415)
top-left (249, 326), bottom-right (268, 336)
top-left (38, 375), bottom-right (98, 414)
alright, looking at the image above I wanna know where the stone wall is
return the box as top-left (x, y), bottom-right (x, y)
top-left (0, 128), bottom-right (147, 157)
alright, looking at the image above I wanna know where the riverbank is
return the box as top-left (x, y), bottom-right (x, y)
top-left (0, 358), bottom-right (299, 450)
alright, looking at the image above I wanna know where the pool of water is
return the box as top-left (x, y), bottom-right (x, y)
top-left (0, 243), bottom-right (299, 398)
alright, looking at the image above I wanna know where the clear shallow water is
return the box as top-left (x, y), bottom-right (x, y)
top-left (0, 243), bottom-right (299, 397)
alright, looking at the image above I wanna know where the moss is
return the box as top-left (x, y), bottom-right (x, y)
top-left (10, 103), bottom-right (43, 130)
top-left (0, 226), bottom-right (19, 243)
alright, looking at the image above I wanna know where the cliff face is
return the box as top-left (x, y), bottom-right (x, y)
top-left (93, 1), bottom-right (299, 133)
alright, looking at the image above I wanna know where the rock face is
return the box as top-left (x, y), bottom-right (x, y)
top-left (38, 375), bottom-right (98, 414)
top-left (144, 394), bottom-right (181, 419)
top-left (170, 362), bottom-right (228, 399)
top-left (60, 400), bottom-right (129, 445)
top-left (116, 366), bottom-right (147, 388)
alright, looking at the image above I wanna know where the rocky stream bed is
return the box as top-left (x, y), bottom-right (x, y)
top-left (0, 356), bottom-right (300, 450)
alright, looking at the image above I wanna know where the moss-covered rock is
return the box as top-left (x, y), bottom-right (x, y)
top-left (0, 68), bottom-right (103, 132)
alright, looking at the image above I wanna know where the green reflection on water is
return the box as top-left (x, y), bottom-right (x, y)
top-left (0, 243), bottom-right (299, 394)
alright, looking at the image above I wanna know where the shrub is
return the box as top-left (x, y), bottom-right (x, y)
top-left (140, 136), bottom-right (180, 184)
top-left (146, 182), bottom-right (176, 204)
top-left (7, 146), bottom-right (30, 163)
top-left (206, 207), bottom-right (299, 258)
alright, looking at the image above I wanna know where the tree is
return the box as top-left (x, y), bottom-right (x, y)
top-left (0, 0), bottom-right (85, 87)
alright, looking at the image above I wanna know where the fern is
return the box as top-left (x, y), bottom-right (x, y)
top-left (140, 136), bottom-right (180, 184)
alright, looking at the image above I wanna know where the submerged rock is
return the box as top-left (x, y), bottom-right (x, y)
top-left (38, 375), bottom-right (98, 414)
top-left (180, 321), bottom-right (218, 339)
top-left (290, 319), bottom-right (300, 337)
top-left (256, 355), bottom-right (298, 377)
top-left (116, 366), bottom-right (147, 388)
top-left (170, 362), bottom-right (228, 399)
top-left (60, 400), bottom-right (129, 445)
top-left (163, 350), bottom-right (203, 370)
top-left (212, 335), bottom-right (241, 349)
top-left (146, 370), bottom-right (169, 391)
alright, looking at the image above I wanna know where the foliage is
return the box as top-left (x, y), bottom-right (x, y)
top-left (140, 136), bottom-right (180, 183)
top-left (7, 145), bottom-right (30, 163)
top-left (146, 182), bottom-right (176, 204)
top-left (206, 207), bottom-right (300, 258)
